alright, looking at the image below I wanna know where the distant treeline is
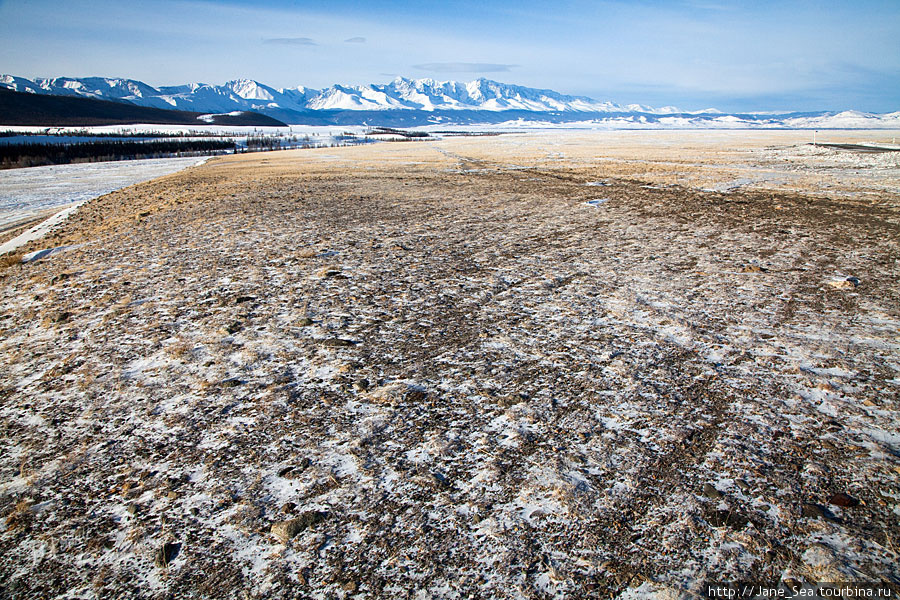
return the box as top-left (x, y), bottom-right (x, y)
top-left (0, 129), bottom-right (229, 139)
top-left (246, 136), bottom-right (283, 151)
top-left (366, 127), bottom-right (430, 138)
top-left (1, 139), bottom-right (235, 169)
top-left (237, 134), bottom-right (378, 153)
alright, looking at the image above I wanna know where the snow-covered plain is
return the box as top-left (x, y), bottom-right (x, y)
top-left (0, 156), bottom-right (206, 246)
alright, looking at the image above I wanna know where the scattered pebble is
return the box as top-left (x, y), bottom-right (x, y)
top-left (702, 483), bottom-right (724, 499)
top-left (801, 502), bottom-right (838, 521)
top-left (740, 264), bottom-right (767, 273)
top-left (825, 277), bottom-right (860, 289)
top-left (320, 338), bottom-right (358, 347)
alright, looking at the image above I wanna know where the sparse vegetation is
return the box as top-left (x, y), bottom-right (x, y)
top-left (0, 252), bottom-right (23, 270)
top-left (1, 132), bottom-right (898, 598)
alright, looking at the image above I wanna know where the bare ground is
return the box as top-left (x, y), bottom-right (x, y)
top-left (1, 132), bottom-right (899, 598)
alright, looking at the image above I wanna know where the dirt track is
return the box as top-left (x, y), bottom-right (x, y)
top-left (1, 132), bottom-right (898, 598)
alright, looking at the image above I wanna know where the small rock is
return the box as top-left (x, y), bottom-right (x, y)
top-left (154, 542), bottom-right (181, 568)
top-left (735, 479), bottom-right (751, 492)
top-left (354, 378), bottom-right (370, 392)
top-left (296, 317), bottom-right (314, 327)
top-left (801, 502), bottom-right (838, 521)
top-left (271, 510), bottom-right (328, 544)
top-left (707, 509), bottom-right (749, 530)
top-left (341, 581), bottom-right (358, 592)
top-left (219, 378), bottom-right (243, 388)
top-left (279, 458), bottom-right (311, 479)
top-left (826, 277), bottom-right (859, 290)
top-left (828, 492), bottom-right (859, 508)
top-left (802, 503), bottom-right (824, 518)
top-left (281, 502), bottom-right (297, 514)
top-left (702, 483), bottom-right (724, 499)
top-left (222, 321), bottom-right (244, 334)
top-left (320, 338), bottom-right (358, 347)
top-left (127, 504), bottom-right (139, 516)
top-left (404, 385), bottom-right (429, 402)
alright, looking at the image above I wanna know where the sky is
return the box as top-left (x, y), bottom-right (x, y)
top-left (1, 0), bottom-right (898, 112)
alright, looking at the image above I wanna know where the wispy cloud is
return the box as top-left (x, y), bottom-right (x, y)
top-left (344, 36), bottom-right (366, 43)
top-left (263, 37), bottom-right (316, 46)
top-left (413, 62), bottom-right (517, 73)
top-left (682, 1), bottom-right (737, 11)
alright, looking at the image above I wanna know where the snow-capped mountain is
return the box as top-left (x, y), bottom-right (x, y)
top-left (0, 74), bottom-right (689, 115)
top-left (3, 74), bottom-right (898, 128)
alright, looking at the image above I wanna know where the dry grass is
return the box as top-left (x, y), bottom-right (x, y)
top-left (0, 252), bottom-right (23, 270)
top-left (0, 132), bottom-right (898, 598)
top-left (164, 338), bottom-right (194, 360)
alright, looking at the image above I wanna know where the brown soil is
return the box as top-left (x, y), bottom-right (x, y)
top-left (1, 133), bottom-right (898, 598)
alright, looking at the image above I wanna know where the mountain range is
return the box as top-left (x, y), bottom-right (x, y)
top-left (1, 74), bottom-right (688, 114)
top-left (2, 74), bottom-right (898, 128)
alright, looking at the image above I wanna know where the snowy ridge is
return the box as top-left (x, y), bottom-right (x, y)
top-left (2, 74), bottom-right (898, 128)
top-left (1, 74), bottom-right (688, 114)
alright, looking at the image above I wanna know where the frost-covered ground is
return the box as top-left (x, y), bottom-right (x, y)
top-left (0, 156), bottom-right (207, 237)
top-left (0, 131), bottom-right (898, 599)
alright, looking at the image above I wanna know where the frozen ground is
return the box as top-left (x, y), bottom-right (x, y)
top-left (0, 156), bottom-right (207, 236)
top-left (0, 131), bottom-right (898, 598)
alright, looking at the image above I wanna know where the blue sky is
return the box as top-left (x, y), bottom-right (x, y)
top-left (1, 0), bottom-right (898, 111)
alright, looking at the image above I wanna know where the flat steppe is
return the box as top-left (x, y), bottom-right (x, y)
top-left (1, 131), bottom-right (899, 598)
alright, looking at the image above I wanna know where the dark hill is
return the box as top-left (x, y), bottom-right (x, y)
top-left (0, 87), bottom-right (287, 127)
